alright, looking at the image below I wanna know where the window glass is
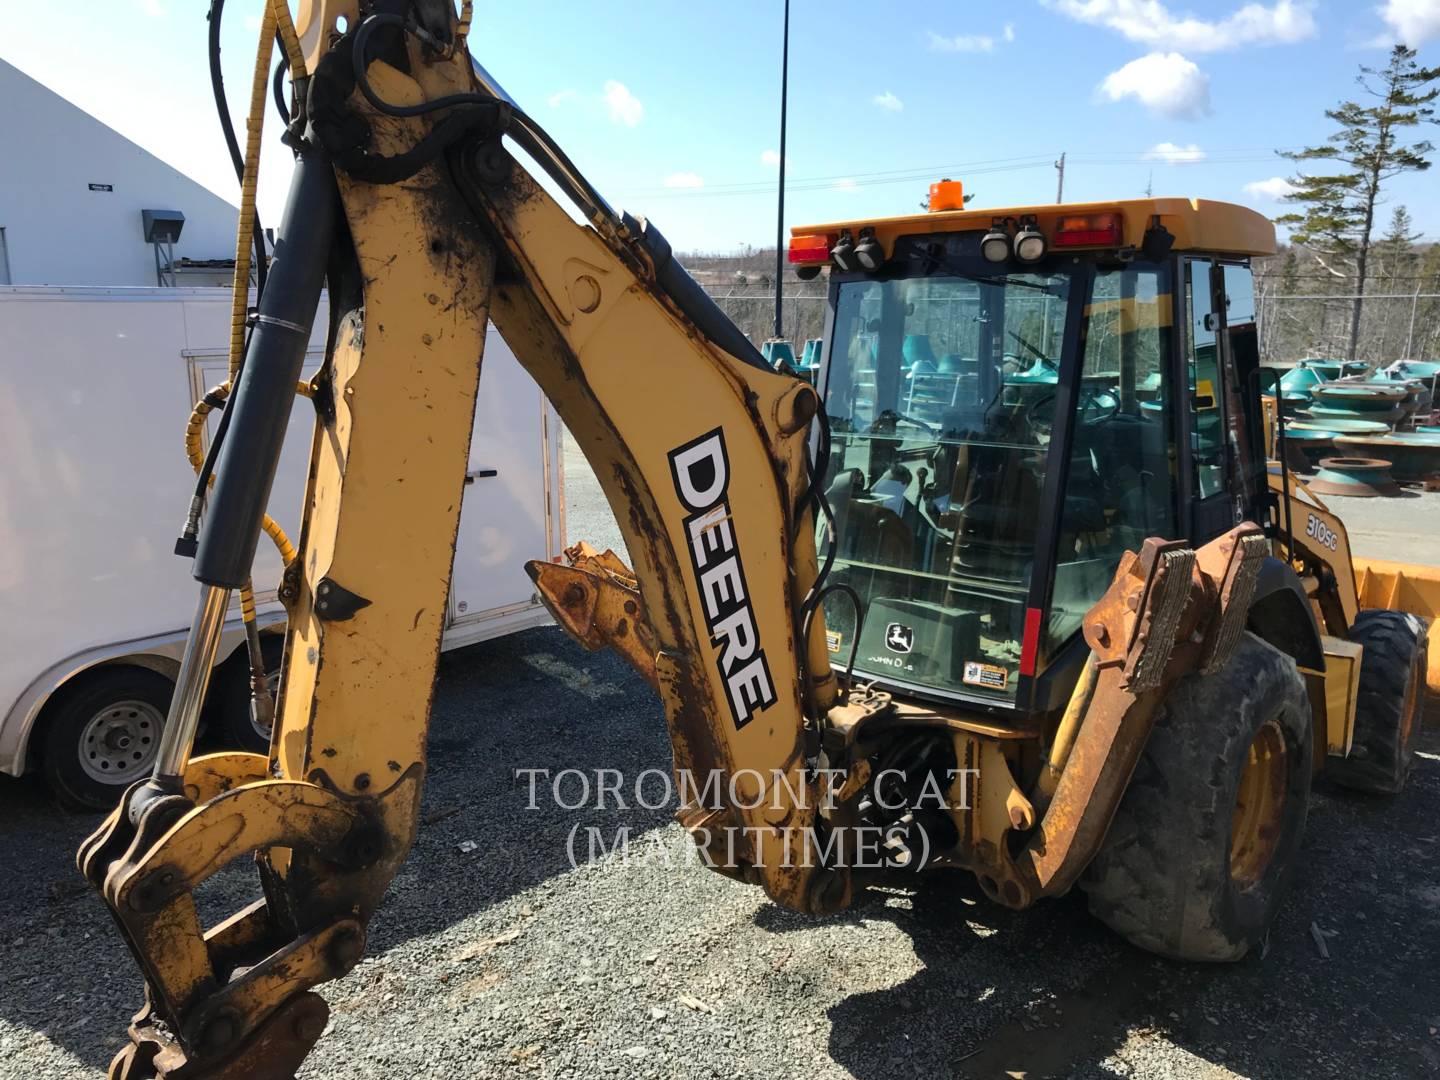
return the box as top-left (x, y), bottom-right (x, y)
top-left (820, 269), bottom-right (1074, 702)
top-left (1186, 259), bottom-right (1226, 499)
top-left (1221, 263), bottom-right (1264, 503)
top-left (1046, 264), bottom-right (1177, 652)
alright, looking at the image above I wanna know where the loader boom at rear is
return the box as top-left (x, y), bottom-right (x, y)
top-left (78, 3), bottom-right (1429, 1077)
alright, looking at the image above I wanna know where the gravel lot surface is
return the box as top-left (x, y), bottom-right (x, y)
top-left (1, 433), bottom-right (1437, 1079)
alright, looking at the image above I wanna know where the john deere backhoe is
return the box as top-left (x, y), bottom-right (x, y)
top-left (80, 2), bottom-right (1433, 1076)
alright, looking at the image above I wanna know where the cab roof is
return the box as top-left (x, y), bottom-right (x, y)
top-left (793, 197), bottom-right (1276, 260)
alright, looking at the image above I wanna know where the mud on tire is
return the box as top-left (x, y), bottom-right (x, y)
top-left (1081, 633), bottom-right (1312, 962)
top-left (1326, 609), bottom-right (1428, 795)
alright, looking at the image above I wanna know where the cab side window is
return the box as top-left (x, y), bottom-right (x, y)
top-left (1186, 259), bottom-right (1227, 500)
top-left (1221, 264), bottom-right (1264, 500)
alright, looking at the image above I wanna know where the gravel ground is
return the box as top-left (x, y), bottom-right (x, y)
top-left (1, 434), bottom-right (1438, 1079)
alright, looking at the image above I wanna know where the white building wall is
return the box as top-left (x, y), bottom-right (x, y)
top-left (0, 59), bottom-right (242, 288)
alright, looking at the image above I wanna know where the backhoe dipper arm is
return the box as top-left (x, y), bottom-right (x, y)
top-left (80, 4), bottom-right (838, 1076)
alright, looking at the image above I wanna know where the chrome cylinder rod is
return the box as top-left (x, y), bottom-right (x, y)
top-left (152, 584), bottom-right (231, 782)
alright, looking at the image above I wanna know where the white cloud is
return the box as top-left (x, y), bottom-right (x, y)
top-left (547, 89), bottom-right (579, 108)
top-left (831, 179), bottom-right (860, 192)
top-left (602, 80), bottom-right (643, 127)
top-left (1098, 52), bottom-right (1211, 119)
top-left (1377, 0), bottom-right (1440, 44)
top-left (872, 91), bottom-right (904, 112)
top-left (927, 29), bottom-right (1000, 51)
top-left (1045, 0), bottom-right (1316, 53)
top-left (761, 149), bottom-right (783, 168)
top-left (1004, 22), bottom-right (1017, 42)
top-left (1144, 141), bottom-right (1206, 163)
top-left (663, 172), bottom-right (704, 189)
top-left (1243, 176), bottom-right (1298, 199)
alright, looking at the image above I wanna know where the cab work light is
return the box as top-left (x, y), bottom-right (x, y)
top-left (1013, 222), bottom-right (1046, 263)
top-left (980, 224), bottom-right (1011, 263)
top-left (854, 228), bottom-right (885, 271)
top-left (1053, 212), bottom-right (1122, 248)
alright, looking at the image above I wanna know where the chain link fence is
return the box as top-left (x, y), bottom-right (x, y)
top-left (1259, 292), bottom-right (1440, 367)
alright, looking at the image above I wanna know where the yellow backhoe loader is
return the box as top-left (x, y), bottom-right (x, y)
top-left (78, 3), bottom-right (1436, 1077)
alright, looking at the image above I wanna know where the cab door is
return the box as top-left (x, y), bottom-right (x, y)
top-left (1183, 258), bottom-right (1239, 543)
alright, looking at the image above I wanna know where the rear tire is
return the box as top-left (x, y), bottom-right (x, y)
top-left (42, 667), bottom-right (173, 812)
top-left (1326, 610), bottom-right (1428, 795)
top-left (1082, 634), bottom-right (1312, 961)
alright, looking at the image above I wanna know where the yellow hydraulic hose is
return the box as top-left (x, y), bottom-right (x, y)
top-left (452, 0), bottom-right (473, 56)
top-left (269, 0), bottom-right (307, 80)
top-left (228, 3), bottom-right (276, 380)
top-left (184, 380), bottom-right (309, 568)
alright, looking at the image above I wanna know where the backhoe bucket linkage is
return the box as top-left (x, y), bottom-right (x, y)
top-left (79, 758), bottom-right (422, 1079)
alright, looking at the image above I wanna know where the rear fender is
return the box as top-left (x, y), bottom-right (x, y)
top-left (1246, 557), bottom-right (1324, 671)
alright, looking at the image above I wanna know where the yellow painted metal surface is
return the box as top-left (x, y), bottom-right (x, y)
top-left (272, 52), bottom-right (493, 794)
top-left (1356, 557), bottom-right (1440, 697)
top-left (472, 155), bottom-right (833, 909)
top-left (1309, 636), bottom-right (1361, 756)
top-left (1267, 471), bottom-right (1360, 632)
top-left (795, 197), bottom-right (1276, 260)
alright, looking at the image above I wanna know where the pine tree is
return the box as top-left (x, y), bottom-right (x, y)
top-left (1277, 46), bottom-right (1439, 364)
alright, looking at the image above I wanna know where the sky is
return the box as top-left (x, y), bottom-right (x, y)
top-left (2, 0), bottom-right (1438, 253)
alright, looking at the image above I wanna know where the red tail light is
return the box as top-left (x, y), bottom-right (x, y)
top-left (1019, 606), bottom-right (1043, 677)
top-left (1054, 212), bottom-right (1122, 248)
top-left (788, 233), bottom-right (835, 265)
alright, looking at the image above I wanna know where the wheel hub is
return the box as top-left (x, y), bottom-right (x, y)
top-left (80, 700), bottom-right (163, 785)
top-left (1230, 716), bottom-right (1288, 889)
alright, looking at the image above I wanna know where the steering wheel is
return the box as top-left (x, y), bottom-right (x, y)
top-left (868, 408), bottom-right (937, 436)
top-left (1025, 387), bottom-right (1120, 440)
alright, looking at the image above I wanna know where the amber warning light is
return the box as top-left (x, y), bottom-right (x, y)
top-left (928, 179), bottom-right (965, 212)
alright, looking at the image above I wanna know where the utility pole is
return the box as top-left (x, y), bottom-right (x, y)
top-left (773, 0), bottom-right (790, 340)
top-left (1055, 152), bottom-right (1066, 204)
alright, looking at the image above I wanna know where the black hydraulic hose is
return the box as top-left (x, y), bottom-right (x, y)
top-left (189, 323), bottom-right (252, 504)
top-left (207, 0), bottom-right (268, 296)
top-left (802, 581), bottom-right (865, 692)
top-left (353, 14), bottom-right (496, 118)
top-left (195, 150), bottom-right (337, 588)
top-left (272, 52), bottom-right (292, 126)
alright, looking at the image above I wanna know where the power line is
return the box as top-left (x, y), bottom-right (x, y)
top-left (610, 144), bottom-right (1321, 199)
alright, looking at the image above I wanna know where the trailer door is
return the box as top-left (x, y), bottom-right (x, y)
top-left (448, 330), bottom-right (556, 627)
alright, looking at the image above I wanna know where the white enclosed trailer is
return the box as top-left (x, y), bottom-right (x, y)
top-left (0, 286), bottom-right (562, 807)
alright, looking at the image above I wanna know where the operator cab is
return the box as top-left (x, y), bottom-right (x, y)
top-left (790, 188), bottom-right (1275, 715)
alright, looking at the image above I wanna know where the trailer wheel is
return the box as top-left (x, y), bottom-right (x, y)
top-left (215, 634), bottom-right (284, 755)
top-left (1081, 634), bottom-right (1312, 961)
top-left (41, 667), bottom-right (172, 812)
top-left (1327, 610), bottom-right (1428, 795)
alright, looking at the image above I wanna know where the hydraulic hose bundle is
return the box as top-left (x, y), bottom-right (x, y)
top-left (177, 0), bottom-right (315, 745)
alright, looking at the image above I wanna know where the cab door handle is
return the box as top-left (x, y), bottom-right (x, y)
top-left (464, 468), bottom-right (499, 484)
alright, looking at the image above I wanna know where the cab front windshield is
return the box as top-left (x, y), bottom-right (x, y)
top-left (818, 256), bottom-right (1175, 704)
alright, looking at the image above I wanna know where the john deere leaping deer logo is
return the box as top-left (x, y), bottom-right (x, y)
top-left (885, 623), bottom-right (914, 654)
